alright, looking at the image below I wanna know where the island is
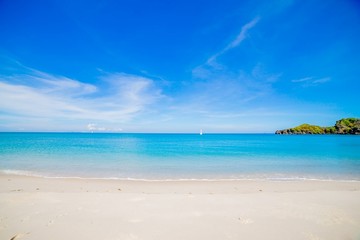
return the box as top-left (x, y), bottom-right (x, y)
top-left (275, 118), bottom-right (360, 135)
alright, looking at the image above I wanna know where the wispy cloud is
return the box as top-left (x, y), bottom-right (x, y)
top-left (0, 68), bottom-right (164, 131)
top-left (188, 17), bottom-right (283, 117)
top-left (291, 77), bottom-right (313, 83)
top-left (222, 17), bottom-right (260, 53)
top-left (193, 17), bottom-right (260, 78)
top-left (291, 76), bottom-right (331, 87)
top-left (181, 64), bottom-right (281, 116)
top-left (205, 17), bottom-right (260, 67)
top-left (312, 77), bottom-right (331, 84)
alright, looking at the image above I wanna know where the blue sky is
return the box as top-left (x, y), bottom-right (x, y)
top-left (0, 0), bottom-right (359, 133)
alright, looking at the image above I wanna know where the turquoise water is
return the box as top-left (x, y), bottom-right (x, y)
top-left (0, 133), bottom-right (359, 180)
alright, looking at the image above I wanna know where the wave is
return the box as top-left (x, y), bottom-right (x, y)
top-left (1, 169), bottom-right (359, 182)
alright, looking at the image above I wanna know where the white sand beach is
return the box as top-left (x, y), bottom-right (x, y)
top-left (1, 174), bottom-right (360, 240)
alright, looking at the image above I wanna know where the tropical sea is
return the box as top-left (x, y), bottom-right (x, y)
top-left (0, 132), bottom-right (359, 181)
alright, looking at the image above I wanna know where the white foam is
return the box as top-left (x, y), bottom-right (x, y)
top-left (1, 169), bottom-right (359, 183)
top-left (1, 169), bottom-right (43, 177)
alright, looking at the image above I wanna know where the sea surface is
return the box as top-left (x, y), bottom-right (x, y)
top-left (0, 132), bottom-right (359, 181)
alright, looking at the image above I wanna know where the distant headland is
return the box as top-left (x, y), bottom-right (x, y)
top-left (275, 118), bottom-right (360, 135)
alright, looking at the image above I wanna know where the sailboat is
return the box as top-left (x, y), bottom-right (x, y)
top-left (200, 129), bottom-right (203, 135)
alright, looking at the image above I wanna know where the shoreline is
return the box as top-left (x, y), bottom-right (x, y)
top-left (1, 173), bottom-right (360, 195)
top-left (1, 173), bottom-right (360, 240)
top-left (2, 172), bottom-right (360, 189)
top-left (2, 170), bottom-right (360, 183)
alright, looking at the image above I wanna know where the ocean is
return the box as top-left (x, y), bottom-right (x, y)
top-left (0, 132), bottom-right (359, 181)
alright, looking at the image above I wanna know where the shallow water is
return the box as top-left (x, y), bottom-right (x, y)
top-left (0, 133), bottom-right (359, 180)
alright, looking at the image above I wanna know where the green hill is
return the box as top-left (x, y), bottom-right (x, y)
top-left (275, 118), bottom-right (360, 135)
top-left (335, 118), bottom-right (360, 134)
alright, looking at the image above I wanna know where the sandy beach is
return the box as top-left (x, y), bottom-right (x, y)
top-left (1, 174), bottom-right (360, 240)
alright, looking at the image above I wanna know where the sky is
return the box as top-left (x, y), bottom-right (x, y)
top-left (0, 0), bottom-right (359, 133)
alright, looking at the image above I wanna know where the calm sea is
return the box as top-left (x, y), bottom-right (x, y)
top-left (0, 133), bottom-right (359, 180)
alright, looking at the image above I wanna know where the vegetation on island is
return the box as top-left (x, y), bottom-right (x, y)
top-left (275, 118), bottom-right (360, 135)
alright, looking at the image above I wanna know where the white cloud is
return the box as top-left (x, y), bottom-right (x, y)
top-left (291, 77), bottom-right (313, 83)
top-left (206, 17), bottom-right (260, 66)
top-left (101, 72), bottom-right (163, 105)
top-left (86, 123), bottom-right (122, 132)
top-left (0, 69), bottom-right (164, 131)
top-left (192, 17), bottom-right (260, 79)
top-left (87, 123), bottom-right (101, 131)
top-left (291, 76), bottom-right (330, 86)
top-left (223, 17), bottom-right (260, 52)
top-left (180, 64), bottom-right (281, 116)
top-left (312, 77), bottom-right (330, 84)
top-left (6, 68), bottom-right (97, 96)
top-left (183, 16), bottom-right (290, 130)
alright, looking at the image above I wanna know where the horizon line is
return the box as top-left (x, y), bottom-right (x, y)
top-left (0, 131), bottom-right (276, 134)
